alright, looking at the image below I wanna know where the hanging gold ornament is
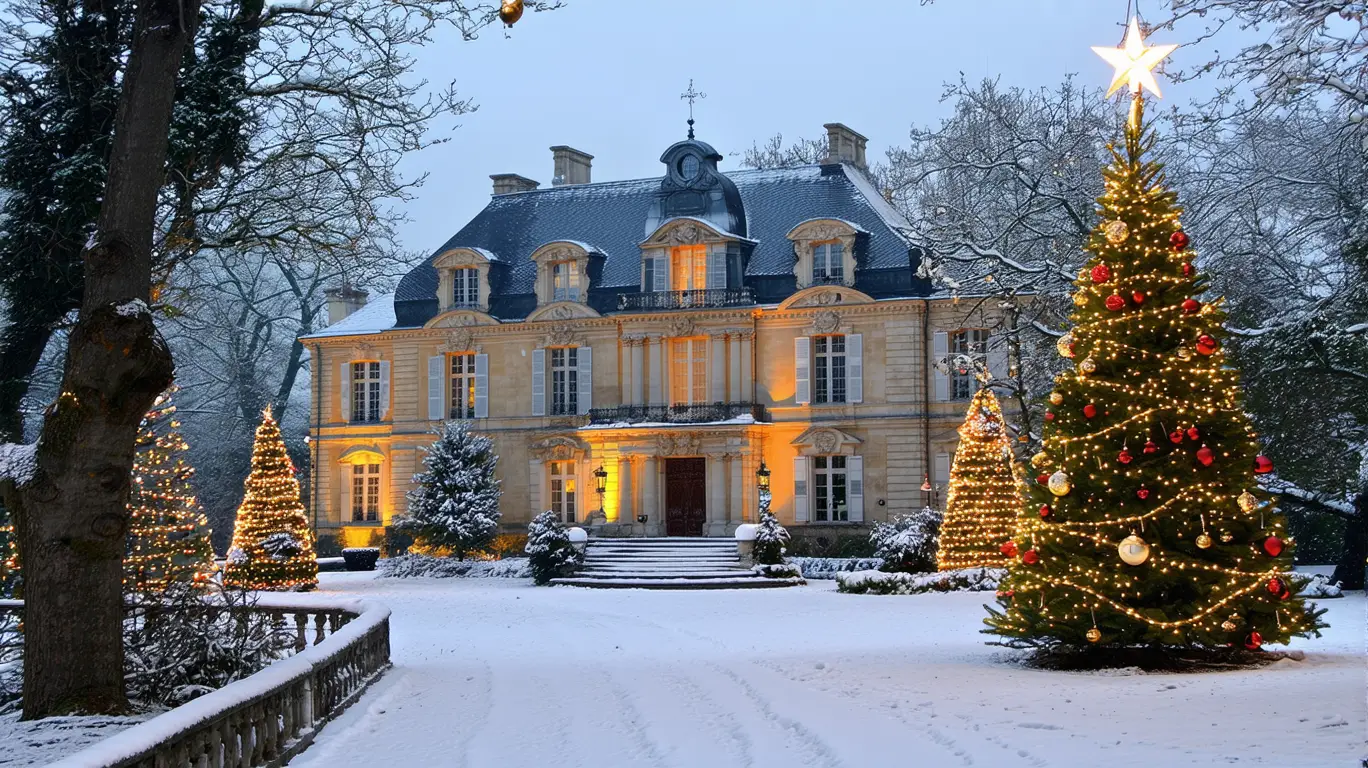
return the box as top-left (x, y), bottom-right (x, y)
top-left (499, 0), bottom-right (524, 26)
top-left (1049, 392), bottom-right (1064, 405)
top-left (1221, 619), bottom-right (1237, 632)
top-left (1085, 627), bottom-right (1102, 643)
top-left (1175, 345), bottom-right (1193, 361)
top-left (1079, 357), bottom-right (1098, 375)
top-left (1220, 530), bottom-right (1235, 543)
top-left (1073, 292), bottom-right (1090, 307)
top-left (1118, 533), bottom-right (1151, 566)
top-left (1031, 451), bottom-right (1049, 467)
top-left (1048, 470), bottom-right (1072, 497)
top-left (1057, 333), bottom-right (1076, 358)
top-left (1104, 219), bottom-right (1130, 244)
top-left (1195, 533), bottom-right (1212, 549)
top-left (1238, 491), bottom-right (1259, 513)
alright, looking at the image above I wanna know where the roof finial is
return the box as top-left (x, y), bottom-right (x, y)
top-left (681, 79), bottom-right (706, 140)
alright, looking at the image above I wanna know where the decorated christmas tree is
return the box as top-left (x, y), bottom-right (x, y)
top-left (394, 421), bottom-right (501, 559)
top-left (937, 384), bottom-right (1021, 571)
top-left (986, 21), bottom-right (1326, 652)
top-left (223, 407), bottom-right (317, 591)
top-left (125, 390), bottom-right (216, 594)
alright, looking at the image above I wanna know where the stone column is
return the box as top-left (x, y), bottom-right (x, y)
top-left (617, 456), bottom-right (633, 526)
top-left (728, 332), bottom-right (742, 403)
top-left (625, 336), bottom-right (645, 406)
top-left (710, 331), bottom-right (727, 403)
top-left (739, 330), bottom-right (754, 404)
top-left (729, 452), bottom-right (746, 525)
top-left (706, 453), bottom-right (727, 536)
top-left (647, 336), bottom-right (664, 406)
top-left (642, 455), bottom-right (658, 533)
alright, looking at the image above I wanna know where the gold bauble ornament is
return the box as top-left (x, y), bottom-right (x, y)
top-left (1118, 533), bottom-right (1151, 566)
top-left (1195, 533), bottom-right (1212, 549)
top-left (1031, 451), bottom-right (1049, 467)
top-left (1048, 470), bottom-right (1072, 497)
top-left (1237, 491), bottom-right (1259, 513)
top-left (1085, 627), bottom-right (1102, 643)
top-left (1079, 357), bottom-right (1098, 375)
top-left (1073, 292), bottom-right (1090, 307)
top-left (1104, 219), bottom-right (1130, 244)
top-left (499, 0), bottom-right (524, 26)
top-left (1175, 345), bottom-right (1193, 361)
top-left (1049, 392), bottom-right (1064, 405)
top-left (1221, 619), bottom-right (1237, 632)
top-left (1057, 333), bottom-right (1076, 359)
top-left (1220, 531), bottom-right (1235, 543)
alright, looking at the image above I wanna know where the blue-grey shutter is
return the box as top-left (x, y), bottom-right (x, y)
top-left (847, 455), bottom-right (864, 522)
top-left (577, 346), bottom-right (593, 415)
top-left (474, 353), bottom-right (489, 418)
top-left (378, 361), bottom-right (391, 421)
top-left (340, 362), bottom-right (352, 423)
top-left (427, 356), bottom-right (445, 421)
top-left (846, 333), bottom-right (863, 403)
top-left (793, 456), bottom-right (810, 523)
top-left (531, 348), bottom-right (546, 416)
top-left (706, 245), bottom-right (726, 289)
top-left (652, 256), bottom-right (668, 292)
top-left (987, 333), bottom-right (1008, 383)
top-left (933, 331), bottom-right (950, 402)
top-left (794, 337), bottom-right (811, 406)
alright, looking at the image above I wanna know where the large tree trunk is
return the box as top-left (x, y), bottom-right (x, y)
top-left (6, 0), bottom-right (198, 720)
top-left (1330, 493), bottom-right (1366, 591)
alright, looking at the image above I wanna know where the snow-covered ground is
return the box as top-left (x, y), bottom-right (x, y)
top-left (295, 572), bottom-right (1365, 768)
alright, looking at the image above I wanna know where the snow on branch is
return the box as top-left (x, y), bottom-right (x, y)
top-left (0, 443), bottom-right (37, 487)
top-left (1261, 478), bottom-right (1358, 517)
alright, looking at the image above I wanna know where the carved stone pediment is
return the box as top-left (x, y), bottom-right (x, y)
top-left (440, 327), bottom-right (475, 354)
top-left (787, 218), bottom-right (859, 243)
top-left (543, 322), bottom-right (579, 348)
top-left (351, 341), bottom-right (380, 361)
top-left (427, 310), bottom-right (498, 330)
top-left (778, 285), bottom-right (876, 311)
top-left (530, 435), bottom-right (589, 462)
top-left (811, 310), bottom-right (841, 335)
top-left (655, 432), bottom-right (701, 457)
top-left (667, 315), bottom-right (696, 338)
top-left (526, 302), bottom-right (601, 323)
top-left (433, 248), bottom-right (492, 269)
top-left (792, 426), bottom-right (862, 456)
top-left (644, 218), bottom-right (729, 247)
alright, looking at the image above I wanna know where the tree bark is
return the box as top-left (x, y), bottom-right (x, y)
top-left (6, 0), bottom-right (198, 720)
top-left (1330, 493), bottom-right (1366, 591)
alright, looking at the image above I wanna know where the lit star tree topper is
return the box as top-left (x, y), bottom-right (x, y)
top-left (1092, 17), bottom-right (1178, 99)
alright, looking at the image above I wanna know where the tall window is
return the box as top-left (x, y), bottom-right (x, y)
top-left (813, 242), bottom-right (844, 283)
top-left (351, 464), bottom-right (381, 523)
top-left (813, 335), bottom-right (847, 404)
top-left (553, 261), bottom-right (580, 302)
top-left (549, 461), bottom-right (577, 523)
top-left (670, 244), bottom-right (707, 290)
top-left (449, 353), bottom-right (476, 419)
top-left (351, 362), bottom-right (382, 422)
top-left (670, 339), bottom-right (708, 406)
top-left (452, 267), bottom-right (479, 307)
top-left (951, 329), bottom-right (989, 400)
top-left (550, 347), bottom-right (578, 416)
top-left (813, 455), bottom-right (848, 522)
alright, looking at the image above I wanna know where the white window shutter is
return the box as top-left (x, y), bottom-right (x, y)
top-left (932, 331), bottom-right (950, 402)
top-left (706, 245), bottom-right (726, 289)
top-left (379, 360), bottom-right (391, 421)
top-left (528, 460), bottom-right (543, 513)
top-left (847, 455), bottom-right (864, 522)
top-left (657, 254), bottom-right (671, 292)
top-left (340, 466), bottom-right (352, 524)
top-left (340, 362), bottom-right (352, 423)
top-left (987, 333), bottom-right (1008, 383)
top-left (846, 333), bottom-right (863, 403)
top-left (794, 336), bottom-right (811, 406)
top-left (474, 353), bottom-right (489, 418)
top-left (427, 355), bottom-right (445, 421)
top-left (577, 346), bottom-right (593, 415)
top-left (793, 456), bottom-right (810, 523)
top-left (934, 452), bottom-right (951, 486)
top-left (531, 348), bottom-right (546, 417)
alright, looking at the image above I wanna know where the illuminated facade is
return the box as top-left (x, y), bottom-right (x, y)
top-left (303, 126), bottom-right (1013, 545)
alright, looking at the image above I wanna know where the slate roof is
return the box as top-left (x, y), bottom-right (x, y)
top-left (393, 162), bottom-right (923, 325)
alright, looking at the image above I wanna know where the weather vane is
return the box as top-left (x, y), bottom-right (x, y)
top-left (681, 79), bottom-right (706, 140)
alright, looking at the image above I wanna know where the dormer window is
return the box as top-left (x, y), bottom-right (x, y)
top-left (553, 260), bottom-right (581, 302)
top-left (531, 242), bottom-right (596, 307)
top-left (787, 219), bottom-right (860, 289)
top-left (433, 248), bottom-right (496, 313)
top-left (812, 242), bottom-right (845, 284)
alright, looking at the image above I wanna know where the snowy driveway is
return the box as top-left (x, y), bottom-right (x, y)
top-left (294, 573), bottom-right (1364, 768)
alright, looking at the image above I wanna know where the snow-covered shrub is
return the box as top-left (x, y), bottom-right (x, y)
top-left (753, 563), bottom-right (803, 580)
top-left (1296, 573), bottom-right (1344, 598)
top-left (789, 557), bottom-right (885, 579)
top-left (315, 534), bottom-right (343, 558)
top-left (870, 507), bottom-right (943, 573)
top-left (526, 511), bottom-right (583, 585)
top-left (393, 422), bottom-right (502, 559)
top-left (752, 507), bottom-right (789, 565)
top-left (379, 554), bottom-right (531, 579)
top-left (260, 531), bottom-right (302, 561)
top-left (342, 548), bottom-right (381, 571)
top-left (836, 567), bottom-right (1004, 595)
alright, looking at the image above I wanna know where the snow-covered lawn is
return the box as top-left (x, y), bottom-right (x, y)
top-left (296, 572), bottom-right (1365, 768)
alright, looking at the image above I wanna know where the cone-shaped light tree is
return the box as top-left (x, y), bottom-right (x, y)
top-left (223, 407), bottom-right (317, 591)
top-left (986, 24), bottom-right (1326, 650)
top-left (937, 384), bottom-right (1021, 571)
top-left (125, 390), bottom-right (215, 594)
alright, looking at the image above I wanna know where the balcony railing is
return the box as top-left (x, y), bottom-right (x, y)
top-left (617, 288), bottom-right (755, 311)
top-left (588, 402), bottom-right (768, 425)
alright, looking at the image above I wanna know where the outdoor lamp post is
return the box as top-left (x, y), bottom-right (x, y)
top-left (756, 460), bottom-right (771, 521)
top-left (593, 464), bottom-right (608, 517)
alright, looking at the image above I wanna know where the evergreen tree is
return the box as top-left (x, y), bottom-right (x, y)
top-left (986, 95), bottom-right (1326, 651)
top-left (525, 511), bottom-right (581, 585)
top-left (395, 422), bottom-right (501, 559)
top-left (872, 507), bottom-right (943, 573)
top-left (937, 386), bottom-right (1021, 571)
top-left (223, 407), bottom-right (317, 591)
top-left (125, 390), bottom-right (215, 594)
top-left (752, 509), bottom-right (789, 565)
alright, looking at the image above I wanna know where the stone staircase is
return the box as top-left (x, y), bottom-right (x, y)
top-left (551, 538), bottom-right (802, 589)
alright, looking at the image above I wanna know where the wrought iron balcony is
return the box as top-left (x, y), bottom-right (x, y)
top-left (588, 402), bottom-right (769, 425)
top-left (617, 288), bottom-right (755, 311)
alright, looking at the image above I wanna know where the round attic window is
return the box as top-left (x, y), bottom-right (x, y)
top-left (678, 154), bottom-right (700, 181)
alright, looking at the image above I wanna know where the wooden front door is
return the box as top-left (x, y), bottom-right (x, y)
top-left (665, 457), bottom-right (707, 537)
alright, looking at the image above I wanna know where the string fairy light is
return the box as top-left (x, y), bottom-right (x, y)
top-left (937, 384), bottom-right (1022, 571)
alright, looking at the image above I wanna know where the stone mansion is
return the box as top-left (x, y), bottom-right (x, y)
top-left (303, 123), bottom-right (1012, 546)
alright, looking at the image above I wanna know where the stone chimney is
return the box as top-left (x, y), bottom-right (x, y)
top-left (491, 173), bottom-right (541, 196)
top-left (823, 123), bottom-right (868, 171)
top-left (325, 283), bottom-right (369, 325)
top-left (551, 146), bottom-right (593, 186)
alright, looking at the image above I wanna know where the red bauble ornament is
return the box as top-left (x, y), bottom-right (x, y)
top-left (1254, 455), bottom-right (1274, 474)
top-left (1196, 335), bottom-right (1219, 356)
top-left (1182, 299), bottom-right (1201, 314)
top-left (1044, 411), bottom-right (1056, 422)
top-left (1022, 549), bottom-right (1040, 565)
top-left (995, 589), bottom-right (1015, 598)
top-left (1037, 473), bottom-right (1050, 485)
top-left (1039, 504), bottom-right (1053, 519)
top-left (1263, 536), bottom-right (1284, 557)
top-left (1170, 231), bottom-right (1190, 251)
top-left (1267, 577), bottom-right (1283, 595)
top-left (1279, 589), bottom-right (1291, 601)
top-left (1091, 264), bottom-right (1112, 284)
top-left (1105, 294), bottom-right (1126, 311)
top-left (1143, 440), bottom-right (1159, 454)
top-left (1000, 541), bottom-right (1019, 557)
top-left (1182, 261), bottom-right (1195, 278)
top-left (1083, 403), bottom-right (1098, 419)
top-left (1169, 430), bottom-right (1185, 444)
top-left (1245, 631), bottom-right (1262, 651)
top-left (1196, 445), bottom-right (1215, 466)
top-left (1136, 487), bottom-right (1151, 500)
top-left (1187, 427), bottom-right (1200, 441)
top-left (1118, 449), bottom-right (1133, 465)
top-left (1132, 291), bottom-right (1146, 305)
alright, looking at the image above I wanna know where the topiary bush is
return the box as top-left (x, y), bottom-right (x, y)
top-left (870, 506), bottom-right (943, 573)
top-left (314, 534), bottom-right (343, 558)
top-left (525, 511), bottom-right (582, 585)
top-left (342, 547), bottom-right (381, 571)
top-left (752, 509), bottom-right (790, 565)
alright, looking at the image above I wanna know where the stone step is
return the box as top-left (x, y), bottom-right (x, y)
top-left (583, 556), bottom-right (741, 563)
top-left (575, 570), bottom-right (757, 580)
top-left (550, 576), bottom-right (803, 590)
top-left (583, 561), bottom-right (743, 568)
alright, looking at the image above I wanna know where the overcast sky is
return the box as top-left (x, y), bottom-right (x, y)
top-left (394, 0), bottom-right (1244, 257)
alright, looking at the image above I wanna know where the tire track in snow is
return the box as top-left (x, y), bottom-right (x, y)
top-left (710, 663), bottom-right (843, 768)
top-left (644, 668), bottom-right (756, 766)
